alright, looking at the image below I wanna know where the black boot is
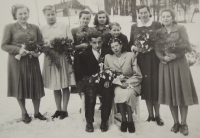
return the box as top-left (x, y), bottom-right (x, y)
top-left (127, 122), bottom-right (135, 133)
top-left (34, 112), bottom-right (47, 120)
top-left (100, 121), bottom-right (109, 132)
top-left (86, 122), bottom-right (94, 132)
top-left (120, 122), bottom-right (128, 132)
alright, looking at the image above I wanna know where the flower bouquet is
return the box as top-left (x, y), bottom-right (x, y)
top-left (37, 37), bottom-right (75, 69)
top-left (15, 40), bottom-right (43, 60)
top-left (186, 44), bottom-right (200, 66)
top-left (112, 74), bottom-right (133, 88)
top-left (134, 30), bottom-right (155, 53)
top-left (155, 33), bottom-right (192, 56)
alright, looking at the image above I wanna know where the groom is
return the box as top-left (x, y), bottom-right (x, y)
top-left (80, 31), bottom-right (114, 132)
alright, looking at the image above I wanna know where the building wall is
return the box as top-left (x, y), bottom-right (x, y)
top-left (69, 9), bottom-right (82, 16)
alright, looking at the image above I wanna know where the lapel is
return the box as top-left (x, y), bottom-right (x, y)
top-left (113, 52), bottom-right (127, 68)
top-left (88, 49), bottom-right (99, 64)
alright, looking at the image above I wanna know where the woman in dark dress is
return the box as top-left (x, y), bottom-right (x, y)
top-left (103, 22), bottom-right (130, 54)
top-left (1, 4), bottom-right (46, 123)
top-left (93, 10), bottom-right (110, 37)
top-left (155, 9), bottom-right (198, 136)
top-left (129, 5), bottom-right (164, 126)
top-left (71, 10), bottom-right (96, 93)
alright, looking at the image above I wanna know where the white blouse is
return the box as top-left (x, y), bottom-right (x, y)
top-left (40, 22), bottom-right (74, 44)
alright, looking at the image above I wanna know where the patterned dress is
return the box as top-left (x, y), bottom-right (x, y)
top-left (129, 20), bottom-right (162, 101)
top-left (1, 22), bottom-right (45, 99)
top-left (40, 22), bottom-right (76, 90)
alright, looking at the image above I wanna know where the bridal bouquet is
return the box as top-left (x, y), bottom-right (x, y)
top-left (112, 74), bottom-right (133, 88)
top-left (134, 30), bottom-right (155, 53)
top-left (91, 68), bottom-right (119, 84)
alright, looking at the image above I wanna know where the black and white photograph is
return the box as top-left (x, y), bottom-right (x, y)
top-left (0, 0), bottom-right (199, 138)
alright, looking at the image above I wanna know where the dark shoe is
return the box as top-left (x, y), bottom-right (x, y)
top-left (171, 123), bottom-right (180, 133)
top-left (51, 110), bottom-right (61, 118)
top-left (59, 111), bottom-right (68, 120)
top-left (120, 122), bottom-right (128, 132)
top-left (34, 112), bottom-right (47, 120)
top-left (100, 121), bottom-right (108, 132)
top-left (146, 116), bottom-right (155, 122)
top-left (127, 122), bottom-right (135, 133)
top-left (98, 105), bottom-right (102, 110)
top-left (22, 113), bottom-right (32, 124)
top-left (86, 122), bottom-right (94, 132)
top-left (180, 124), bottom-right (189, 136)
top-left (155, 116), bottom-right (164, 126)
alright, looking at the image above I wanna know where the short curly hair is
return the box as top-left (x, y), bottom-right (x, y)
top-left (88, 31), bottom-right (103, 42)
top-left (93, 10), bottom-right (110, 26)
top-left (11, 4), bottom-right (29, 20)
top-left (43, 5), bottom-right (56, 14)
top-left (108, 38), bottom-right (126, 55)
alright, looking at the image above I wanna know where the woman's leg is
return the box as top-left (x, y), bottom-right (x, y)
top-left (179, 106), bottom-right (188, 125)
top-left (125, 104), bottom-right (133, 122)
top-left (169, 105), bottom-right (179, 124)
top-left (17, 99), bottom-right (27, 114)
top-left (62, 87), bottom-right (70, 112)
top-left (153, 101), bottom-right (160, 117)
top-left (54, 90), bottom-right (62, 110)
top-left (32, 99), bottom-right (40, 115)
top-left (145, 100), bottom-right (154, 121)
top-left (179, 106), bottom-right (189, 136)
top-left (117, 103), bottom-right (127, 122)
top-left (32, 99), bottom-right (46, 120)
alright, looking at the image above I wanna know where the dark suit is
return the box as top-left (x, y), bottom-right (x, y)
top-left (80, 48), bottom-right (114, 123)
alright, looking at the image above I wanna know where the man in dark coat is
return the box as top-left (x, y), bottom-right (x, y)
top-left (80, 31), bottom-right (113, 132)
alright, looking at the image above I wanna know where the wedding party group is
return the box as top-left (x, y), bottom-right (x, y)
top-left (1, 3), bottom-right (199, 136)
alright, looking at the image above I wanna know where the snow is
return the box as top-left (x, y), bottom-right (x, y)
top-left (0, 0), bottom-right (200, 138)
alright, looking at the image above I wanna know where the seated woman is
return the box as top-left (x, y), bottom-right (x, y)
top-left (104, 38), bottom-right (142, 133)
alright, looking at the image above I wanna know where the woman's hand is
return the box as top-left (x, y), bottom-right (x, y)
top-left (164, 56), bottom-right (176, 62)
top-left (43, 41), bottom-right (51, 47)
top-left (80, 43), bottom-right (88, 49)
top-left (30, 51), bottom-right (40, 57)
top-left (120, 82), bottom-right (129, 89)
top-left (131, 45), bottom-right (141, 52)
top-left (104, 81), bottom-right (110, 88)
top-left (19, 49), bottom-right (28, 56)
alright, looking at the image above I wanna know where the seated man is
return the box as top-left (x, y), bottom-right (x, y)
top-left (80, 31), bottom-right (113, 132)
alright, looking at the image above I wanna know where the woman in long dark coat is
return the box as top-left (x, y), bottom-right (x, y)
top-left (129, 5), bottom-right (164, 126)
top-left (1, 4), bottom-right (46, 123)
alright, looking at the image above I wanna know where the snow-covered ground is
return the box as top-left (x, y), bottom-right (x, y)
top-left (0, 0), bottom-right (200, 137)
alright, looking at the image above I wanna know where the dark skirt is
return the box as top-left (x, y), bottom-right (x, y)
top-left (8, 55), bottom-right (45, 99)
top-left (158, 56), bottom-right (198, 106)
top-left (137, 50), bottom-right (160, 101)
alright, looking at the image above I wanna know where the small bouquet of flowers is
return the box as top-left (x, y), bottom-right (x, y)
top-left (134, 30), bottom-right (155, 53)
top-left (112, 74), bottom-right (133, 88)
top-left (15, 40), bottom-right (43, 60)
top-left (186, 44), bottom-right (200, 66)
